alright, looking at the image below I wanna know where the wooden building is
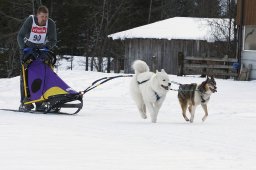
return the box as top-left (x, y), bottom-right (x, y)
top-left (236, 0), bottom-right (256, 80)
top-left (108, 17), bottom-right (233, 75)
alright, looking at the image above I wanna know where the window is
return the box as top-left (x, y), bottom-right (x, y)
top-left (243, 25), bottom-right (256, 50)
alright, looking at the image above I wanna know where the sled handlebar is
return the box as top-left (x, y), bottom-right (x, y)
top-left (22, 47), bottom-right (56, 65)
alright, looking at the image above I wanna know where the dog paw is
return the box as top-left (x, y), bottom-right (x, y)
top-left (151, 118), bottom-right (157, 123)
top-left (184, 117), bottom-right (189, 121)
top-left (189, 119), bottom-right (194, 123)
top-left (141, 114), bottom-right (147, 119)
top-left (202, 116), bottom-right (207, 122)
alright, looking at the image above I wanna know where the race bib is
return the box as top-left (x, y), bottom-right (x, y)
top-left (28, 15), bottom-right (48, 44)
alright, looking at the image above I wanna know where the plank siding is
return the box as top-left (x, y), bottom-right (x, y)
top-left (237, 0), bottom-right (256, 25)
top-left (124, 39), bottom-right (213, 75)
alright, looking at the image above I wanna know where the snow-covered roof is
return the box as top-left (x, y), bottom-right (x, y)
top-left (108, 17), bottom-right (234, 42)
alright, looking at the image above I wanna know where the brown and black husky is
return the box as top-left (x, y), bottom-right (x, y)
top-left (178, 76), bottom-right (217, 123)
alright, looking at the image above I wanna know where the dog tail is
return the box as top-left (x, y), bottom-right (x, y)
top-left (132, 60), bottom-right (149, 75)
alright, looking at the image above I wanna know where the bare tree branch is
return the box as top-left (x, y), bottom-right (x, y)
top-left (0, 10), bottom-right (23, 22)
top-left (0, 31), bottom-right (18, 40)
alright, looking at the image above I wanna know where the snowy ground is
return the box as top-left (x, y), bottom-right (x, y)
top-left (0, 70), bottom-right (256, 170)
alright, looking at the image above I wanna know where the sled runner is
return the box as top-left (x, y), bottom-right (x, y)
top-left (0, 108), bottom-right (78, 115)
top-left (20, 48), bottom-right (132, 115)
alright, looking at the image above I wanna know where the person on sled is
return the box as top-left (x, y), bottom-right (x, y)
top-left (17, 5), bottom-right (57, 112)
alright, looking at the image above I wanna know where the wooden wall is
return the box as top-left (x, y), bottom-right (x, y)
top-left (124, 39), bottom-right (213, 74)
top-left (237, 0), bottom-right (256, 25)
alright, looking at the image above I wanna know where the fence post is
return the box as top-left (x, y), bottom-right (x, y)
top-left (177, 52), bottom-right (184, 76)
top-left (152, 55), bottom-right (157, 72)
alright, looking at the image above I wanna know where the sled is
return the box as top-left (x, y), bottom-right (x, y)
top-left (21, 48), bottom-right (83, 115)
top-left (20, 48), bottom-right (132, 115)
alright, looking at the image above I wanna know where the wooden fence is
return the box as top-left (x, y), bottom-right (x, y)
top-left (177, 52), bottom-right (239, 78)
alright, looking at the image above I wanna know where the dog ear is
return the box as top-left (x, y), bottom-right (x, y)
top-left (156, 70), bottom-right (159, 73)
top-left (206, 75), bottom-right (209, 80)
top-left (161, 69), bottom-right (166, 73)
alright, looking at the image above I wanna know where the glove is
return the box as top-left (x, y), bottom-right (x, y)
top-left (21, 48), bottom-right (35, 64)
top-left (25, 41), bottom-right (45, 49)
top-left (23, 48), bottom-right (33, 54)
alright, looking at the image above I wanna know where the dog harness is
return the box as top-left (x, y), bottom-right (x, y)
top-left (137, 79), bottom-right (161, 101)
top-left (154, 92), bottom-right (160, 101)
top-left (198, 89), bottom-right (210, 103)
top-left (137, 79), bottom-right (149, 85)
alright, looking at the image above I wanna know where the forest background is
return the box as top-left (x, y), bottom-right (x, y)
top-left (0, 0), bottom-right (236, 77)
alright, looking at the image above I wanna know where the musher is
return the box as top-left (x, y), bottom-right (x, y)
top-left (17, 5), bottom-right (57, 112)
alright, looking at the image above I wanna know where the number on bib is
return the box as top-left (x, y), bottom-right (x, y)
top-left (33, 35), bottom-right (41, 41)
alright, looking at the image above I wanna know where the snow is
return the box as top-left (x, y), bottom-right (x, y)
top-left (55, 56), bottom-right (111, 72)
top-left (108, 17), bottom-right (234, 42)
top-left (1, 69), bottom-right (256, 170)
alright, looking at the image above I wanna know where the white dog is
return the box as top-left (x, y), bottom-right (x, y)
top-left (130, 60), bottom-right (170, 123)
